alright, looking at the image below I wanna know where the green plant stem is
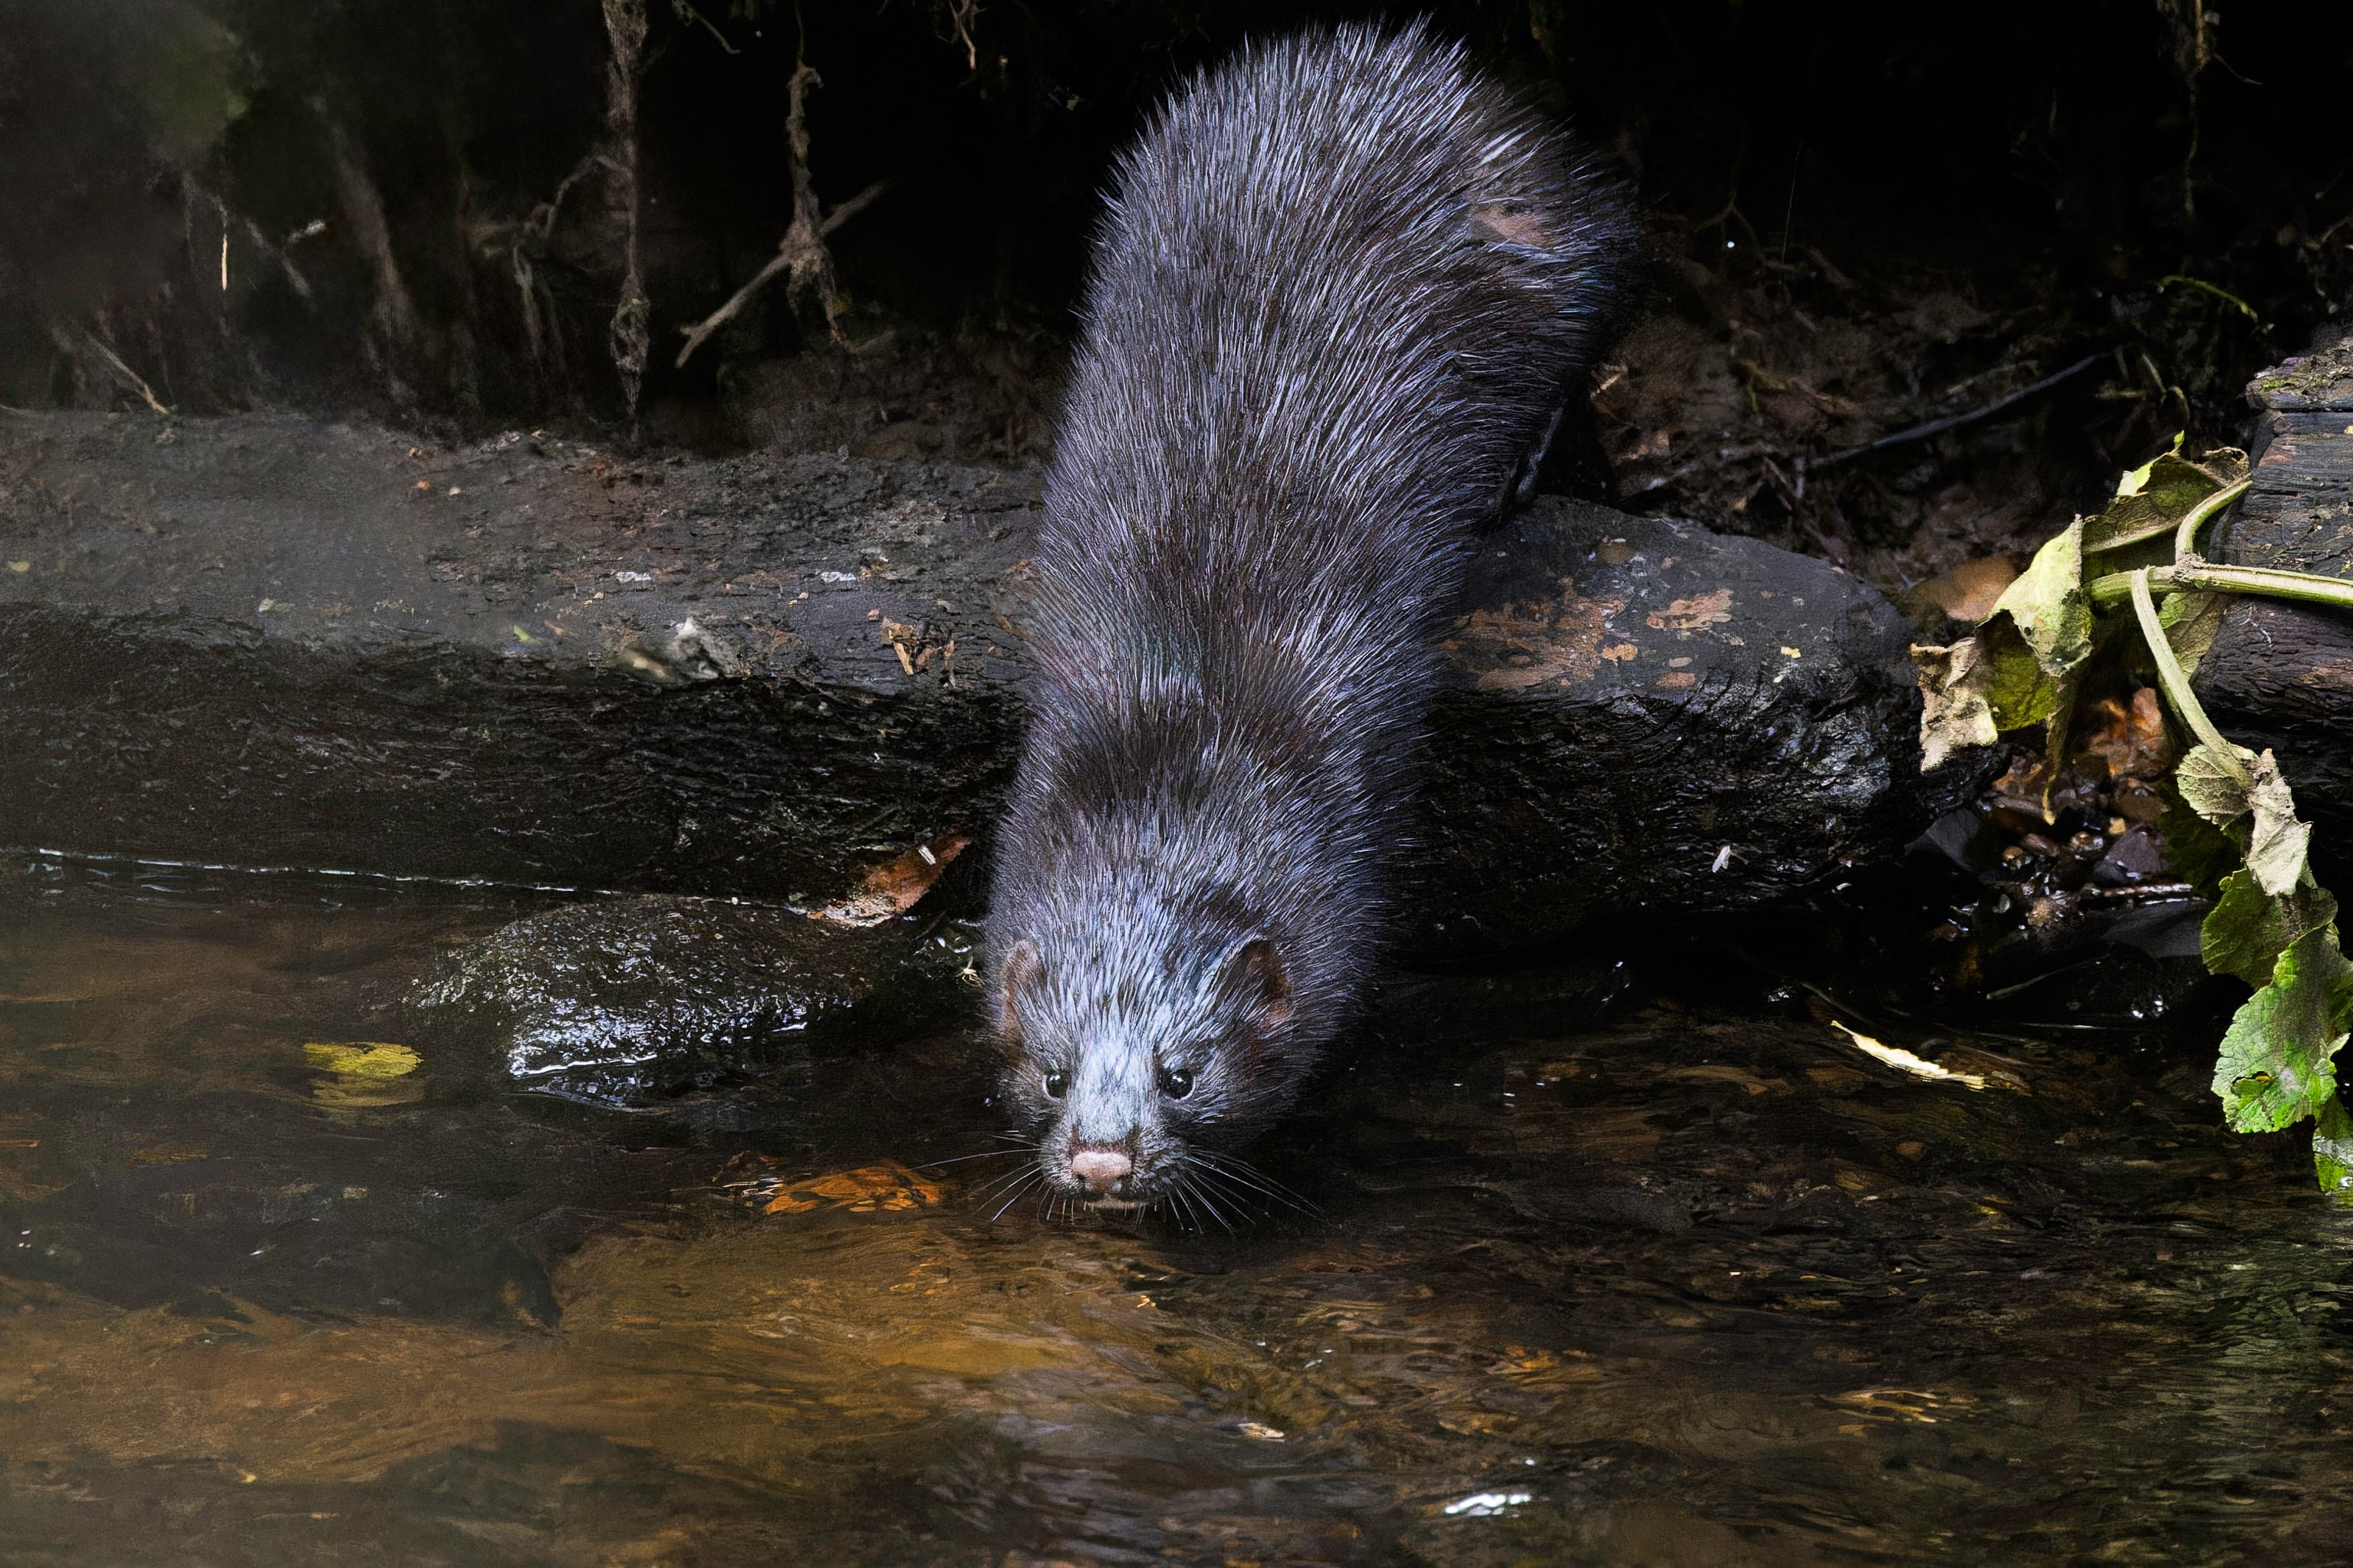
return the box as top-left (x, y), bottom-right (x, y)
top-left (2087, 560), bottom-right (2353, 612)
top-left (2129, 567), bottom-right (2249, 784)
top-left (2174, 477), bottom-right (2252, 561)
top-left (2157, 274), bottom-right (2262, 321)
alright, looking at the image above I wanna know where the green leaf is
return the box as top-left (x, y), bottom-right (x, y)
top-left (1976, 616), bottom-right (2068, 732)
top-left (2212, 925), bottom-right (2351, 1133)
top-left (2201, 870), bottom-right (2338, 988)
top-left (2314, 1094), bottom-right (2353, 1205)
top-left (2155, 590), bottom-right (2227, 681)
top-left (1988, 518), bottom-right (2091, 678)
top-left (2082, 436), bottom-right (2248, 559)
top-left (2156, 784), bottom-right (2242, 896)
top-left (2113, 432), bottom-right (2184, 501)
top-left (2176, 740), bottom-right (2262, 825)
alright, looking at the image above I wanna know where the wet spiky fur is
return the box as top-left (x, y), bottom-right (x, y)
top-left (987, 21), bottom-right (1634, 1213)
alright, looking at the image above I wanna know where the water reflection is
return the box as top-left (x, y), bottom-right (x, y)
top-left (0, 855), bottom-right (2348, 1565)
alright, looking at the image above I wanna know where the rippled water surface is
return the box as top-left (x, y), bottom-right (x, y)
top-left (1, 856), bottom-right (2348, 1566)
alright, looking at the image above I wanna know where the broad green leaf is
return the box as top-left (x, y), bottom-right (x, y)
top-left (2212, 925), bottom-right (2351, 1133)
top-left (2082, 439), bottom-right (2248, 557)
top-left (2156, 787), bottom-right (2241, 896)
top-left (2244, 751), bottom-right (2313, 899)
top-left (2201, 870), bottom-right (2338, 988)
top-left (2156, 590), bottom-right (2226, 680)
top-left (2111, 432), bottom-right (2184, 501)
top-left (1977, 614), bottom-right (2068, 732)
top-left (2176, 741), bottom-right (2262, 825)
top-left (2315, 1094), bottom-right (2353, 1205)
top-left (1988, 518), bottom-right (2091, 678)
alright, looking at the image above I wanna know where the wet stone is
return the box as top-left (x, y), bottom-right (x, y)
top-left (409, 894), bottom-right (943, 1103)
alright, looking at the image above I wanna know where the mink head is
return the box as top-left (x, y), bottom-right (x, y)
top-left (992, 912), bottom-right (1312, 1214)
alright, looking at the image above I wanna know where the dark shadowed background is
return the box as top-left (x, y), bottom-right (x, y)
top-left (5, 0), bottom-right (2348, 582)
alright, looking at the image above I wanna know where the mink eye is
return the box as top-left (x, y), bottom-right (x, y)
top-left (1042, 1070), bottom-right (1070, 1100)
top-left (1157, 1066), bottom-right (1195, 1100)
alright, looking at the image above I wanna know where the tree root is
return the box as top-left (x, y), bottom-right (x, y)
top-left (48, 322), bottom-right (169, 416)
top-left (675, 38), bottom-right (889, 370)
top-left (601, 0), bottom-right (651, 431)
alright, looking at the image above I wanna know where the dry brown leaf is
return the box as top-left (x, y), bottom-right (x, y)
top-left (1913, 555), bottom-right (2017, 623)
top-left (814, 832), bottom-right (969, 927)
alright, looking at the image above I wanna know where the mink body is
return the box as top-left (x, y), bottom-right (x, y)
top-left (987, 21), bottom-right (1634, 1214)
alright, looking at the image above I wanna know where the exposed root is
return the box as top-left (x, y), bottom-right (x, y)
top-left (321, 109), bottom-right (424, 404)
top-left (601, 0), bottom-right (651, 432)
top-left (1802, 352), bottom-right (2107, 473)
top-left (670, 0), bottom-right (740, 54)
top-left (675, 32), bottom-right (890, 370)
top-left (48, 322), bottom-right (169, 416)
top-left (2157, 0), bottom-right (2214, 222)
top-left (937, 0), bottom-right (982, 73)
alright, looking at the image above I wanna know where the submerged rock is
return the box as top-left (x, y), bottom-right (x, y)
top-left (410, 896), bottom-right (933, 1103)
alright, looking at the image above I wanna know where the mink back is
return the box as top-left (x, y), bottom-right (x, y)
top-left (990, 21), bottom-right (1634, 1119)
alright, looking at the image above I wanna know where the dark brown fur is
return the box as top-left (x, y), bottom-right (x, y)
top-left (986, 21), bottom-right (1634, 1218)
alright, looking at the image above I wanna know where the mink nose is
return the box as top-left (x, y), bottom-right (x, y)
top-left (1069, 1145), bottom-right (1134, 1194)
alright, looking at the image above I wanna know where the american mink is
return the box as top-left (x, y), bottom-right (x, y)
top-left (986, 21), bottom-right (1634, 1215)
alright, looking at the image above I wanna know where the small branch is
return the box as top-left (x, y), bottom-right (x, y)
top-left (673, 177), bottom-right (887, 370)
top-left (674, 248), bottom-right (795, 369)
top-left (51, 324), bottom-right (169, 416)
top-left (670, 0), bottom-right (739, 53)
top-left (2130, 566), bottom-right (2246, 779)
top-left (239, 217), bottom-right (315, 302)
top-left (1802, 353), bottom-right (2106, 473)
top-left (819, 178), bottom-right (889, 238)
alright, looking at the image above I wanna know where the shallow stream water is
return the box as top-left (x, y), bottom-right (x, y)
top-left (0, 854), bottom-right (2347, 1566)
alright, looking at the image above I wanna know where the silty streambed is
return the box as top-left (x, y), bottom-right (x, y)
top-left (0, 854), bottom-right (2347, 1566)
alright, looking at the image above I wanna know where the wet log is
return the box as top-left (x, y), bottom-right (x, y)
top-left (0, 411), bottom-right (1950, 954)
top-left (2194, 327), bottom-right (2353, 865)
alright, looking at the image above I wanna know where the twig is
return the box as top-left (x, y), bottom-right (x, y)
top-left (50, 324), bottom-right (169, 416)
top-left (670, 0), bottom-right (739, 53)
top-left (1802, 352), bottom-right (2105, 472)
top-left (239, 217), bottom-right (314, 302)
top-left (819, 179), bottom-right (890, 239)
top-left (940, 0), bottom-right (982, 72)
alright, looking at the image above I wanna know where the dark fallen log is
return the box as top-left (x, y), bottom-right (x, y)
top-left (0, 411), bottom-right (1951, 955)
top-left (2195, 327), bottom-right (2353, 866)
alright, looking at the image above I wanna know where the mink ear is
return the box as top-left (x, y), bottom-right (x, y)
top-left (999, 939), bottom-right (1044, 1040)
top-left (1219, 935), bottom-right (1292, 1034)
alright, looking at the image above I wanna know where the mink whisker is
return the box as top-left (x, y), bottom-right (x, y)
top-left (1181, 1149), bottom-right (1319, 1216)
top-left (917, 1148), bottom-right (1034, 1169)
top-left (983, 1169), bottom-right (1045, 1221)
